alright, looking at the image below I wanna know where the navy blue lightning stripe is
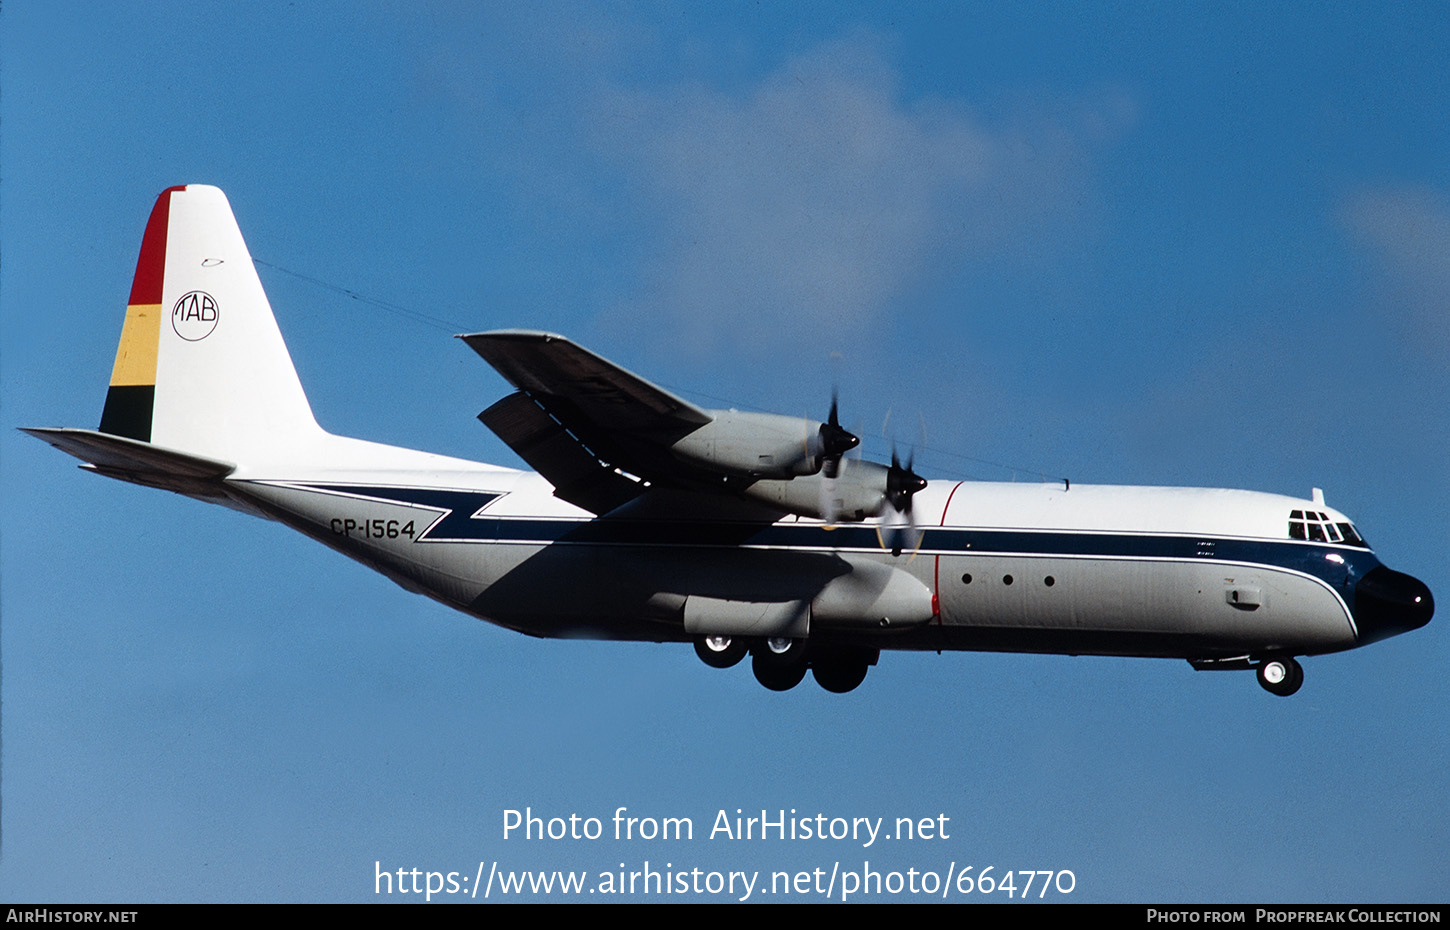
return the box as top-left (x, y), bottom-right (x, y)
top-left (308, 485), bottom-right (503, 541)
top-left (295, 483), bottom-right (1381, 594)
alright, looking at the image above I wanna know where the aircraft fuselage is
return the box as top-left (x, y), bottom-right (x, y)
top-left (229, 469), bottom-right (1428, 669)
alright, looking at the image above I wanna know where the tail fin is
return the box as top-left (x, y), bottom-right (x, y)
top-left (97, 185), bottom-right (323, 463)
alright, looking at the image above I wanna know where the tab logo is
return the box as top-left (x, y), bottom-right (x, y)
top-left (172, 291), bottom-right (219, 341)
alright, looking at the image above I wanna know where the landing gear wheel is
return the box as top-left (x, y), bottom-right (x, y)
top-left (1256, 656), bottom-right (1304, 697)
top-left (752, 639), bottom-right (807, 691)
top-left (812, 655), bottom-right (869, 693)
top-left (764, 636), bottom-right (799, 656)
top-left (753, 654), bottom-right (808, 691)
top-left (694, 635), bottom-right (747, 669)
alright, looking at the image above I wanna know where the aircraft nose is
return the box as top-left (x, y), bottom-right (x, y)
top-left (1354, 565), bottom-right (1434, 645)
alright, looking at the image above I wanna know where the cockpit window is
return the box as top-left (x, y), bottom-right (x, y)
top-left (1337, 522), bottom-right (1367, 547)
top-left (1288, 511), bottom-right (1369, 547)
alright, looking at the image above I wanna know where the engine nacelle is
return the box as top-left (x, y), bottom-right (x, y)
top-left (738, 460), bottom-right (894, 522)
top-left (669, 409), bottom-right (833, 478)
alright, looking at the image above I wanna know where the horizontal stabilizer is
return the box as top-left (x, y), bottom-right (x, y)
top-left (23, 427), bottom-right (235, 478)
top-left (20, 427), bottom-right (247, 509)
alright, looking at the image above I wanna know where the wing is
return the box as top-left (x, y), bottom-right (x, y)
top-left (462, 330), bottom-right (918, 524)
top-left (463, 330), bottom-right (711, 435)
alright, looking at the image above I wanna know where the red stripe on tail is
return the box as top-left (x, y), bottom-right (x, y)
top-left (126, 186), bottom-right (185, 306)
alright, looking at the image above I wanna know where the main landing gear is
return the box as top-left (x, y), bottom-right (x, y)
top-left (692, 635), bottom-right (877, 693)
top-left (1255, 655), bottom-right (1304, 697)
top-left (693, 634), bottom-right (748, 669)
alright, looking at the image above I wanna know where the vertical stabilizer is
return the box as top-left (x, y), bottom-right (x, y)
top-left (97, 185), bottom-right (323, 464)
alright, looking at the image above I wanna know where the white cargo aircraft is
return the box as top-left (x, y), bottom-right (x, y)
top-left (26, 186), bottom-right (1433, 695)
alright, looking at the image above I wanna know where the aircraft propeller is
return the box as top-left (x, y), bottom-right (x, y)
top-left (812, 393), bottom-right (859, 526)
top-left (880, 445), bottom-right (927, 557)
top-left (817, 394), bottom-right (859, 473)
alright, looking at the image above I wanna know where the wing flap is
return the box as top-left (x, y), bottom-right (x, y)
top-left (478, 393), bottom-right (643, 515)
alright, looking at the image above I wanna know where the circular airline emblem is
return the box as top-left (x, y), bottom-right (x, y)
top-left (171, 291), bottom-right (220, 341)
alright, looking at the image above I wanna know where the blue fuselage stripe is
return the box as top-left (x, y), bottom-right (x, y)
top-left (299, 484), bottom-right (1381, 591)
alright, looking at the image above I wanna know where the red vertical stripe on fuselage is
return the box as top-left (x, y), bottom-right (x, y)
top-left (932, 482), bottom-right (965, 626)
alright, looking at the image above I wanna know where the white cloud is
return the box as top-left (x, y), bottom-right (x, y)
top-left (1342, 186), bottom-right (1450, 352)
top-left (593, 34), bottom-right (1126, 356)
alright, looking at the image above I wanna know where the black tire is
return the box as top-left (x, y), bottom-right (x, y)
top-left (812, 655), bottom-right (869, 693)
top-left (752, 639), bottom-right (807, 691)
top-left (694, 635), bottom-right (747, 669)
top-left (1285, 657), bottom-right (1305, 694)
top-left (1256, 656), bottom-right (1303, 697)
top-left (753, 654), bottom-right (807, 691)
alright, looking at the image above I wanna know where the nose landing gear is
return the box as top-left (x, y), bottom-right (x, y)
top-left (1256, 656), bottom-right (1304, 697)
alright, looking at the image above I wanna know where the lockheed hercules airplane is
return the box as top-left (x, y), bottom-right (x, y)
top-left (26, 185), bottom-right (1433, 695)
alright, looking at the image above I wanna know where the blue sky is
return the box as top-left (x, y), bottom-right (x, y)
top-left (3, 1), bottom-right (1446, 903)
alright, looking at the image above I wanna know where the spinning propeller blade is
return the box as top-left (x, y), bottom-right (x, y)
top-left (880, 445), bottom-right (927, 556)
